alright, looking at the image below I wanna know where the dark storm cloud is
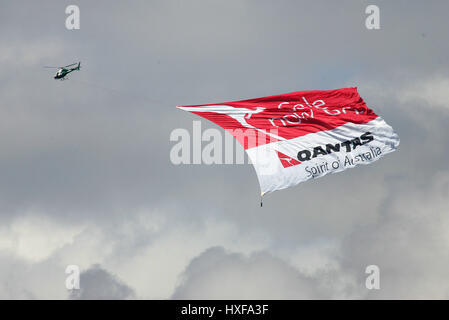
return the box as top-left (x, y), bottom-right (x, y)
top-left (0, 0), bottom-right (449, 299)
top-left (172, 246), bottom-right (328, 299)
top-left (70, 264), bottom-right (135, 299)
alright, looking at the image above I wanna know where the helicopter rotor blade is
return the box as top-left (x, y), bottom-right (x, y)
top-left (43, 66), bottom-right (61, 69)
top-left (63, 63), bottom-right (78, 68)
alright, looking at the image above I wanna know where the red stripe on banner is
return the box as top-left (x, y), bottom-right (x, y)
top-left (179, 88), bottom-right (378, 149)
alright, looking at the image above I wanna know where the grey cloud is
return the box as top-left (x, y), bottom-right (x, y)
top-left (172, 246), bottom-right (329, 299)
top-left (0, 249), bottom-right (70, 299)
top-left (0, 252), bottom-right (36, 299)
top-left (338, 172), bottom-right (449, 299)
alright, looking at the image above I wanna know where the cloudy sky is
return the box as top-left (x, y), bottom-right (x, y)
top-left (1, 0), bottom-right (449, 299)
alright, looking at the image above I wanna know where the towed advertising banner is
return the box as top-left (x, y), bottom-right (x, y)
top-left (178, 88), bottom-right (400, 195)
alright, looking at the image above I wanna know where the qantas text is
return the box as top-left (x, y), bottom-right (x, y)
top-left (297, 132), bottom-right (374, 162)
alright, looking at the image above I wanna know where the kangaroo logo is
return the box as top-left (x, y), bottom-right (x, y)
top-left (178, 104), bottom-right (286, 142)
top-left (276, 151), bottom-right (301, 168)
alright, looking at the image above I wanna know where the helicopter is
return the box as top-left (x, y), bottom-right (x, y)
top-left (44, 62), bottom-right (81, 80)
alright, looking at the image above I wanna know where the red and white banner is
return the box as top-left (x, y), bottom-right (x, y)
top-left (178, 88), bottom-right (400, 195)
